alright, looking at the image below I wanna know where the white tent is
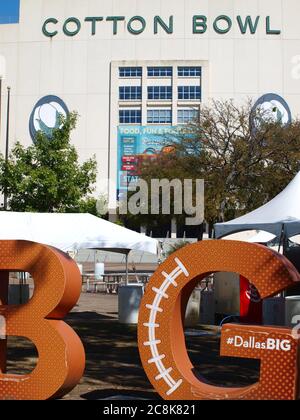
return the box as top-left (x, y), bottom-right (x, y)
top-left (223, 230), bottom-right (276, 243)
top-left (215, 171), bottom-right (300, 239)
top-left (247, 231), bottom-right (276, 243)
top-left (0, 212), bottom-right (158, 255)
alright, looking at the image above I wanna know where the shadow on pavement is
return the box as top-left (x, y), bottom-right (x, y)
top-left (81, 389), bottom-right (160, 400)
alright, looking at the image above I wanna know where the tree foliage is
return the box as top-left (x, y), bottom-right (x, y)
top-left (0, 112), bottom-right (98, 213)
top-left (127, 99), bottom-right (300, 228)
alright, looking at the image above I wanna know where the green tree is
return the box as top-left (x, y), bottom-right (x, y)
top-left (0, 112), bottom-right (98, 213)
top-left (123, 99), bottom-right (300, 232)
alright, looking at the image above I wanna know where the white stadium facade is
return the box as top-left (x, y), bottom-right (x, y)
top-left (0, 0), bottom-right (300, 235)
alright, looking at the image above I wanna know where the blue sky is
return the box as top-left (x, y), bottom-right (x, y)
top-left (0, 0), bottom-right (20, 24)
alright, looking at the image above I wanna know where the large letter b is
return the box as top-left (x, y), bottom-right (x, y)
top-left (0, 241), bottom-right (85, 400)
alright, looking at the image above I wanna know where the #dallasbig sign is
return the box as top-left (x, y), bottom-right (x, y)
top-left (0, 240), bottom-right (299, 400)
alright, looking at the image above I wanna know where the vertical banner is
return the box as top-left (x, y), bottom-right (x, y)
top-left (117, 126), bottom-right (177, 199)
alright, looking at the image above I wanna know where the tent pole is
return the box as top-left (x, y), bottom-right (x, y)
top-left (277, 224), bottom-right (285, 254)
top-left (125, 252), bottom-right (129, 286)
top-left (282, 229), bottom-right (288, 257)
top-left (212, 225), bottom-right (216, 239)
top-left (280, 224), bottom-right (288, 299)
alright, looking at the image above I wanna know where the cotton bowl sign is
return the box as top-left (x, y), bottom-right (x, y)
top-left (138, 240), bottom-right (300, 400)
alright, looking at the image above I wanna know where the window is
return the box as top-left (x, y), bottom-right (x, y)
top-left (178, 86), bottom-right (201, 100)
top-left (147, 110), bottom-right (172, 124)
top-left (178, 67), bottom-right (202, 77)
top-left (178, 109), bottom-right (198, 124)
top-left (119, 67), bottom-right (142, 78)
top-left (148, 67), bottom-right (173, 77)
top-left (119, 86), bottom-right (142, 101)
top-left (148, 86), bottom-right (172, 100)
top-left (119, 109), bottom-right (141, 124)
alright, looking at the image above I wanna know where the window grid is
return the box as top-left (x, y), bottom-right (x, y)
top-left (178, 67), bottom-right (202, 77)
top-left (148, 67), bottom-right (173, 77)
top-left (178, 86), bottom-right (201, 101)
top-left (119, 109), bottom-right (142, 124)
top-left (148, 86), bottom-right (172, 100)
top-left (119, 67), bottom-right (142, 78)
top-left (119, 86), bottom-right (142, 101)
top-left (178, 109), bottom-right (198, 124)
top-left (147, 110), bottom-right (172, 124)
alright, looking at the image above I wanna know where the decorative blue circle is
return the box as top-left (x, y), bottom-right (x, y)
top-left (251, 93), bottom-right (292, 129)
top-left (29, 95), bottom-right (69, 142)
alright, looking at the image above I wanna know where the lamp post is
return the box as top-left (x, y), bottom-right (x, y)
top-left (3, 86), bottom-right (11, 211)
top-left (0, 59), bottom-right (8, 367)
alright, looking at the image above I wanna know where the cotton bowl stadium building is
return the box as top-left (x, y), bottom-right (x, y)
top-left (0, 0), bottom-right (300, 228)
